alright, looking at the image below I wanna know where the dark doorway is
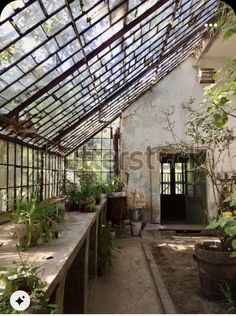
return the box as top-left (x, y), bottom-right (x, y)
top-left (160, 152), bottom-right (207, 224)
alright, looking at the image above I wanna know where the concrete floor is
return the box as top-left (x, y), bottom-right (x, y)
top-left (88, 237), bottom-right (164, 314)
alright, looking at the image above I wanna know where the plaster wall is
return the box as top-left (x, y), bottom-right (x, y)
top-left (121, 50), bottom-right (236, 223)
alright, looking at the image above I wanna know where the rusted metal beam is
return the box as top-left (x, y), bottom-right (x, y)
top-left (0, 133), bottom-right (63, 156)
top-left (51, 25), bottom-right (206, 143)
top-left (63, 82), bottom-right (154, 156)
top-left (54, 34), bottom-right (203, 154)
top-left (29, 2), bottom-right (217, 144)
top-left (5, 0), bottom-right (169, 119)
top-left (2, 0), bottom-right (213, 141)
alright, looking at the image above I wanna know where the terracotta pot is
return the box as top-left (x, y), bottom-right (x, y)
top-left (194, 242), bottom-right (236, 300)
top-left (15, 223), bottom-right (41, 247)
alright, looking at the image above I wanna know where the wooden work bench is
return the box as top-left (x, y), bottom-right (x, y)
top-left (0, 199), bottom-right (107, 313)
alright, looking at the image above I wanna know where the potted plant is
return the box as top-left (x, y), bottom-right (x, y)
top-left (10, 189), bottom-right (41, 247)
top-left (109, 176), bottom-right (125, 197)
top-left (194, 214), bottom-right (236, 300)
top-left (80, 196), bottom-right (96, 213)
top-left (129, 190), bottom-right (145, 236)
top-left (77, 173), bottom-right (102, 209)
top-left (100, 182), bottom-right (110, 199)
top-left (38, 200), bottom-right (65, 242)
top-left (91, 182), bottom-right (103, 205)
top-left (61, 178), bottom-right (81, 212)
top-left (0, 256), bottom-right (56, 313)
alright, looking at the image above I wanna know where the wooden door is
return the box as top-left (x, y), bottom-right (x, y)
top-left (160, 156), bottom-right (187, 223)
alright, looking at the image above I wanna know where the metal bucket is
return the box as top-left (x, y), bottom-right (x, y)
top-left (131, 209), bottom-right (139, 221)
top-left (130, 221), bottom-right (142, 236)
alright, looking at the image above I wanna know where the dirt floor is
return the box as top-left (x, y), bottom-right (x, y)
top-left (150, 234), bottom-right (232, 314)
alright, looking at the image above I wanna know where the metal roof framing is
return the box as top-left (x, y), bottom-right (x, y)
top-left (0, 0), bottom-right (219, 156)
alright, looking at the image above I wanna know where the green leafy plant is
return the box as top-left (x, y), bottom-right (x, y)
top-left (97, 225), bottom-right (115, 275)
top-left (0, 255), bottom-right (56, 313)
top-left (10, 188), bottom-right (40, 225)
top-left (218, 281), bottom-right (236, 313)
top-left (108, 176), bottom-right (125, 193)
top-left (101, 182), bottom-right (112, 195)
top-left (162, 102), bottom-right (234, 213)
top-left (60, 178), bottom-right (81, 204)
top-left (192, 4), bottom-right (236, 130)
top-left (80, 196), bottom-right (96, 212)
top-left (10, 188), bottom-right (42, 247)
top-left (37, 201), bottom-right (65, 242)
top-left (207, 217), bottom-right (236, 255)
top-left (62, 174), bottom-right (109, 211)
top-left (220, 3), bottom-right (236, 41)
top-left (224, 190), bottom-right (236, 209)
top-left (78, 173), bottom-right (110, 204)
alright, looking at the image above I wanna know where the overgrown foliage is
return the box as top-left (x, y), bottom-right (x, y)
top-left (97, 225), bottom-right (115, 275)
top-left (162, 101), bottom-right (234, 212)
top-left (207, 217), bottom-right (236, 255)
top-left (0, 255), bottom-right (56, 313)
top-left (197, 4), bottom-right (236, 129)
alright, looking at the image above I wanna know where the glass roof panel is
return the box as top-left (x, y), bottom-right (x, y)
top-left (12, 1), bottom-right (45, 33)
top-left (0, 21), bottom-right (19, 50)
top-left (40, 0), bottom-right (65, 15)
top-left (0, 0), bottom-right (219, 154)
top-left (42, 8), bottom-right (71, 36)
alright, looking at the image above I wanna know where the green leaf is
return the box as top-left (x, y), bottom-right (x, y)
top-left (224, 196), bottom-right (232, 202)
top-left (207, 220), bottom-right (219, 229)
top-left (232, 240), bottom-right (236, 249)
top-left (213, 113), bottom-right (228, 128)
top-left (225, 225), bottom-right (236, 235)
top-left (230, 250), bottom-right (236, 258)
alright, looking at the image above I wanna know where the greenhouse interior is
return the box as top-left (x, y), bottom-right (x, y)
top-left (0, 0), bottom-right (236, 314)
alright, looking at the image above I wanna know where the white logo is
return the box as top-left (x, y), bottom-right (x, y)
top-left (10, 290), bottom-right (30, 311)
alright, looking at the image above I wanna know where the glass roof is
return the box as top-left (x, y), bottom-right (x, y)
top-left (0, 0), bottom-right (219, 156)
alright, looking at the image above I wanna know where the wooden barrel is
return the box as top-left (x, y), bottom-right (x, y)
top-left (194, 242), bottom-right (236, 300)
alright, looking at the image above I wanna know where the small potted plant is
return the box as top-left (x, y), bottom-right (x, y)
top-left (61, 178), bottom-right (81, 212)
top-left (38, 200), bottom-right (65, 242)
top-left (129, 190), bottom-right (145, 236)
top-left (100, 182), bottom-right (110, 199)
top-left (91, 182), bottom-right (103, 205)
top-left (80, 196), bottom-right (96, 213)
top-left (0, 256), bottom-right (56, 313)
top-left (10, 189), bottom-right (41, 247)
top-left (110, 176), bottom-right (125, 197)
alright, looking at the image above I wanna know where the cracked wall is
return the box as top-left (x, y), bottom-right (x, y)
top-left (120, 53), bottom-right (236, 223)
